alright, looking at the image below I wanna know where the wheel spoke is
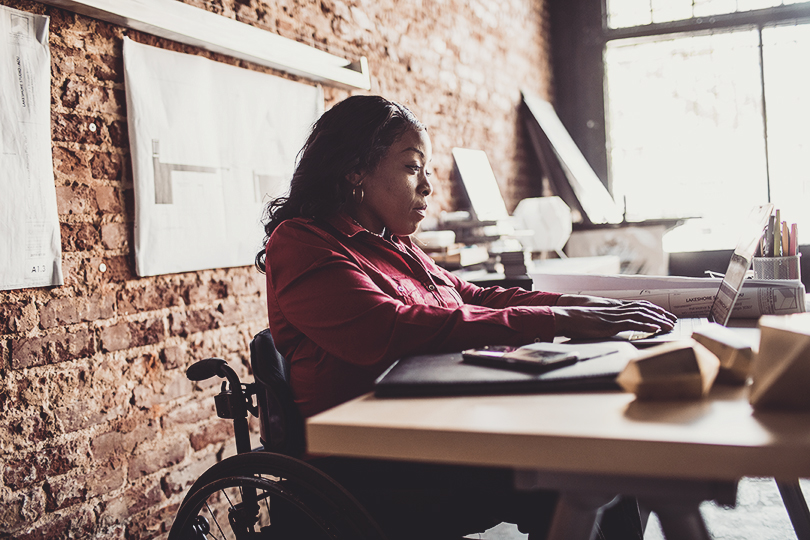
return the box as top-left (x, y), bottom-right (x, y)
top-left (205, 501), bottom-right (228, 540)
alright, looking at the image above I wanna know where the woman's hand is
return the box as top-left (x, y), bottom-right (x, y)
top-left (551, 295), bottom-right (677, 339)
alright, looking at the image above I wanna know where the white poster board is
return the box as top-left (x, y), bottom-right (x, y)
top-left (0, 6), bottom-right (63, 291)
top-left (123, 37), bottom-right (323, 277)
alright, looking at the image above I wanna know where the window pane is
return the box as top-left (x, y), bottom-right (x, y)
top-left (651, 0), bottom-right (692, 23)
top-left (605, 31), bottom-right (768, 232)
top-left (737, 0), bottom-right (782, 10)
top-left (693, 0), bottom-right (739, 18)
top-left (608, 0), bottom-right (653, 29)
top-left (763, 22), bottom-right (810, 237)
top-left (608, 0), bottom-right (810, 28)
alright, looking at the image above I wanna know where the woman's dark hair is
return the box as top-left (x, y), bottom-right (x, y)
top-left (255, 95), bottom-right (425, 272)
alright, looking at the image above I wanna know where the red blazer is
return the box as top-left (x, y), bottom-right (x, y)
top-left (265, 212), bottom-right (561, 417)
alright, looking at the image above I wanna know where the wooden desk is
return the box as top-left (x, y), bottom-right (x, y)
top-left (307, 386), bottom-right (810, 539)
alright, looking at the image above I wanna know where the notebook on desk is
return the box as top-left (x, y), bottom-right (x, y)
top-left (374, 342), bottom-right (639, 398)
top-left (619, 204), bottom-right (773, 346)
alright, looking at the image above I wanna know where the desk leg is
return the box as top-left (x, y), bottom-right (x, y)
top-left (649, 503), bottom-right (711, 540)
top-left (777, 480), bottom-right (810, 540)
top-left (546, 492), bottom-right (619, 540)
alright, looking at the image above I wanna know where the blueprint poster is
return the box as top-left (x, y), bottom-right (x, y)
top-left (123, 37), bottom-right (323, 276)
top-left (0, 6), bottom-right (63, 291)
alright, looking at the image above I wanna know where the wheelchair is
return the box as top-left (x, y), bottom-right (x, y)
top-left (168, 329), bottom-right (388, 540)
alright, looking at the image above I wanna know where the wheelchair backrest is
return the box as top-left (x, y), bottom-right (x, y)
top-left (250, 329), bottom-right (306, 456)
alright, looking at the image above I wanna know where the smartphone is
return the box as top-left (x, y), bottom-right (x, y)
top-left (461, 345), bottom-right (579, 373)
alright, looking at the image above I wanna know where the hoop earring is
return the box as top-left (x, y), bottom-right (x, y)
top-left (352, 184), bottom-right (364, 204)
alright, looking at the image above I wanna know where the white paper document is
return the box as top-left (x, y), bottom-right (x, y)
top-left (532, 273), bottom-right (807, 318)
top-left (0, 6), bottom-right (63, 291)
top-left (123, 38), bottom-right (323, 277)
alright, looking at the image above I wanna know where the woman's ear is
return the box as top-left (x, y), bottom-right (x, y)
top-left (347, 171), bottom-right (363, 187)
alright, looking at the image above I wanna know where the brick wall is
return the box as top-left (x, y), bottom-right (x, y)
top-left (0, 0), bottom-right (552, 538)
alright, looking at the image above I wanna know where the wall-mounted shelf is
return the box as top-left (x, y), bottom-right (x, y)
top-left (38, 0), bottom-right (371, 90)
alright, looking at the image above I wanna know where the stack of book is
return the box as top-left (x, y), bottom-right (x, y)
top-left (498, 250), bottom-right (532, 277)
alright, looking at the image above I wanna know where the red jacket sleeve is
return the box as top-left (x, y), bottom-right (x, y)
top-left (266, 220), bottom-right (560, 369)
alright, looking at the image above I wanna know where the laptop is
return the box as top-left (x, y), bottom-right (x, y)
top-left (620, 203), bottom-right (774, 346)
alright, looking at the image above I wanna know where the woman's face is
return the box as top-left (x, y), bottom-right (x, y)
top-left (352, 128), bottom-right (433, 236)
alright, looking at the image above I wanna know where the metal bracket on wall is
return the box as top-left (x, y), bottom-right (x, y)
top-left (37, 0), bottom-right (371, 90)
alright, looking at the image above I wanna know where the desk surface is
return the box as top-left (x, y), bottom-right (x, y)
top-left (306, 385), bottom-right (810, 482)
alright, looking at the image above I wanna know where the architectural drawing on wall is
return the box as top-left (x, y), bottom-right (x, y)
top-left (0, 5), bottom-right (63, 291)
top-left (124, 37), bottom-right (323, 277)
top-left (152, 139), bottom-right (218, 204)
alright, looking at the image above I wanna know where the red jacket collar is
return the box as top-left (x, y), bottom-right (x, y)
top-left (325, 212), bottom-right (414, 247)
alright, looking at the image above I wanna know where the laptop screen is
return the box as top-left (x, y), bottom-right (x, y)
top-left (710, 204), bottom-right (774, 325)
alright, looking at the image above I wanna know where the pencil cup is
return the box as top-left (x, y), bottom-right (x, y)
top-left (753, 254), bottom-right (801, 280)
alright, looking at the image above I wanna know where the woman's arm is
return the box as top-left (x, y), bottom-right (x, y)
top-left (266, 223), bottom-right (558, 367)
top-left (551, 296), bottom-right (677, 339)
top-left (438, 262), bottom-right (676, 340)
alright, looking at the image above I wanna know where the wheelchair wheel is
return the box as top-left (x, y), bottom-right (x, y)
top-left (168, 451), bottom-right (387, 540)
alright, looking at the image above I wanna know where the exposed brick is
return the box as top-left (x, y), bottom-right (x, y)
top-left (52, 146), bottom-right (91, 183)
top-left (95, 185), bottom-right (123, 213)
top-left (162, 451), bottom-right (216, 496)
top-left (40, 296), bottom-right (80, 327)
top-left (8, 413), bottom-right (52, 443)
top-left (100, 323), bottom-right (130, 352)
top-left (0, 486), bottom-right (45, 534)
top-left (60, 78), bottom-right (120, 115)
top-left (220, 298), bottom-right (265, 326)
top-left (44, 475), bottom-right (87, 512)
top-left (14, 507), bottom-right (95, 540)
top-left (130, 318), bottom-right (165, 347)
top-left (132, 373), bottom-right (192, 409)
top-left (108, 119), bottom-right (128, 147)
top-left (61, 221), bottom-right (100, 252)
top-left (0, 339), bottom-right (7, 371)
top-left (184, 280), bottom-right (228, 305)
top-left (162, 400), bottom-right (216, 428)
top-left (89, 255), bottom-right (132, 284)
top-left (92, 417), bottom-right (159, 462)
top-left (81, 291), bottom-right (116, 321)
top-left (0, 299), bottom-right (38, 334)
top-left (4, 444), bottom-right (82, 491)
top-left (127, 438), bottom-right (187, 480)
top-left (229, 272), bottom-right (265, 296)
top-left (169, 309), bottom-right (222, 337)
top-left (91, 151), bottom-right (125, 181)
top-left (117, 283), bottom-right (182, 315)
top-left (101, 222), bottom-right (127, 250)
top-left (160, 345), bottom-right (184, 369)
top-left (55, 184), bottom-right (99, 215)
top-left (87, 463), bottom-right (126, 498)
top-left (123, 499), bottom-right (175, 540)
top-left (54, 400), bottom-right (106, 433)
top-left (11, 330), bottom-right (94, 369)
top-left (93, 53), bottom-right (123, 82)
top-left (52, 111), bottom-right (104, 146)
top-left (189, 419), bottom-right (234, 451)
top-left (100, 318), bottom-right (163, 352)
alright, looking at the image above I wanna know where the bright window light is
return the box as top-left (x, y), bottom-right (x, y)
top-left (604, 21), bottom-right (810, 251)
top-left (608, 0), bottom-right (810, 29)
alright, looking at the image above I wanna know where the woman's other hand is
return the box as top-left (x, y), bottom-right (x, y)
top-left (551, 295), bottom-right (677, 339)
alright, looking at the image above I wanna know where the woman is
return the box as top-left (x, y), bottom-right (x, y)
top-left (257, 95), bottom-right (675, 539)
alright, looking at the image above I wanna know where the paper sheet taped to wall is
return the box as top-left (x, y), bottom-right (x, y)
top-left (0, 6), bottom-right (63, 291)
top-left (124, 38), bottom-right (323, 277)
